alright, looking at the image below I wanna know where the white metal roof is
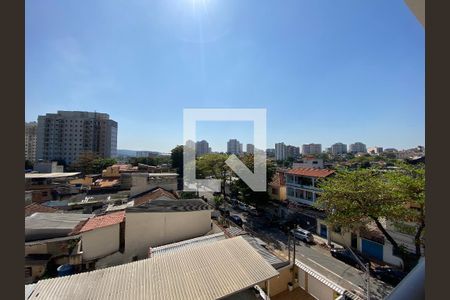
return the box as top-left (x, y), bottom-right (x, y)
top-left (25, 172), bottom-right (81, 179)
top-left (295, 259), bottom-right (346, 295)
top-left (30, 236), bottom-right (279, 300)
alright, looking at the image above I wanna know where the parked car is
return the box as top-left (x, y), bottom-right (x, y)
top-left (238, 202), bottom-right (249, 211)
top-left (218, 206), bottom-right (230, 217)
top-left (228, 215), bottom-right (243, 226)
top-left (371, 266), bottom-right (407, 286)
top-left (330, 248), bottom-right (370, 270)
top-left (291, 228), bottom-right (314, 243)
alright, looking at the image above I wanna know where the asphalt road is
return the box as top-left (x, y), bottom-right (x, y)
top-left (215, 199), bottom-right (394, 300)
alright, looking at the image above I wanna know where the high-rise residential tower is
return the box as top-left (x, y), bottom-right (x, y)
top-left (36, 111), bottom-right (118, 165)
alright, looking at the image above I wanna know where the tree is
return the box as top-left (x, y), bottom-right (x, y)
top-left (196, 153), bottom-right (230, 196)
top-left (386, 163), bottom-right (425, 257)
top-left (70, 152), bottom-right (116, 174)
top-left (213, 194), bottom-right (224, 209)
top-left (314, 168), bottom-right (408, 258)
top-left (234, 154), bottom-right (276, 209)
top-left (171, 145), bottom-right (184, 176)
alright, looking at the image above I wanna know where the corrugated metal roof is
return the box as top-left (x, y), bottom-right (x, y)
top-left (126, 199), bottom-right (211, 213)
top-left (30, 236), bottom-right (278, 300)
top-left (25, 172), bottom-right (81, 179)
top-left (150, 232), bottom-right (226, 257)
top-left (295, 259), bottom-right (346, 295)
top-left (241, 235), bottom-right (289, 269)
top-left (25, 284), bottom-right (36, 300)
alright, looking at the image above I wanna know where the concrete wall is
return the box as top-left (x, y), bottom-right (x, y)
top-left (81, 224), bottom-right (120, 261)
top-left (297, 266), bottom-right (338, 300)
top-left (124, 210), bottom-right (211, 260)
top-left (308, 276), bottom-right (335, 300)
top-left (25, 244), bottom-right (47, 256)
top-left (268, 266), bottom-right (293, 297)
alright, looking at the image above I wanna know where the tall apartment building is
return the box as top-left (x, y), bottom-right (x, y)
top-left (25, 122), bottom-right (38, 162)
top-left (286, 145), bottom-right (300, 159)
top-left (274, 143), bottom-right (287, 161)
top-left (246, 144), bottom-right (255, 154)
top-left (227, 139), bottom-right (242, 155)
top-left (195, 140), bottom-right (210, 157)
top-left (36, 111), bottom-right (118, 165)
top-left (331, 142), bottom-right (347, 155)
top-left (301, 143), bottom-right (322, 155)
top-left (266, 148), bottom-right (275, 157)
top-left (349, 142), bottom-right (367, 154)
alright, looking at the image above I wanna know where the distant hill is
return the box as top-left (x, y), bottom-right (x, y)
top-left (117, 149), bottom-right (163, 157)
top-left (117, 149), bottom-right (137, 157)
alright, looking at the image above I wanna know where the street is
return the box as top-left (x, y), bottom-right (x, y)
top-left (207, 196), bottom-right (394, 300)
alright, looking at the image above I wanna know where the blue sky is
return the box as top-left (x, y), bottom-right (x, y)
top-left (26, 0), bottom-right (424, 153)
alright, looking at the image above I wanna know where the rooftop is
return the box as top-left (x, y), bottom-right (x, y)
top-left (132, 187), bottom-right (178, 207)
top-left (126, 199), bottom-right (211, 213)
top-left (25, 213), bottom-right (92, 242)
top-left (74, 211), bottom-right (125, 234)
top-left (286, 168), bottom-right (335, 178)
top-left (25, 172), bottom-right (81, 179)
top-left (27, 236), bottom-right (279, 300)
top-left (25, 203), bottom-right (60, 217)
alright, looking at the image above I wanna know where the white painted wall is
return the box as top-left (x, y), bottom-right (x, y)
top-left (124, 210), bottom-right (212, 260)
top-left (81, 224), bottom-right (120, 261)
top-left (308, 276), bottom-right (335, 300)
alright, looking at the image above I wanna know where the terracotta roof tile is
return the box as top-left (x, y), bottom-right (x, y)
top-left (286, 168), bottom-right (335, 178)
top-left (133, 187), bottom-right (178, 207)
top-left (25, 203), bottom-right (60, 217)
top-left (76, 211), bottom-right (125, 233)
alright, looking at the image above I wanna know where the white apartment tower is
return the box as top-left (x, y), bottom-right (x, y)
top-left (36, 111), bottom-right (118, 165)
top-left (331, 143), bottom-right (347, 155)
top-left (275, 143), bottom-right (287, 161)
top-left (25, 122), bottom-right (38, 162)
top-left (301, 143), bottom-right (322, 155)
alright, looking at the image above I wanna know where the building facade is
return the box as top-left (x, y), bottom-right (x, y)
top-left (195, 140), bottom-right (210, 157)
top-left (301, 143), bottom-right (322, 155)
top-left (348, 142), bottom-right (367, 154)
top-left (36, 111), bottom-right (118, 165)
top-left (246, 143), bottom-right (255, 154)
top-left (367, 146), bottom-right (383, 155)
top-left (330, 143), bottom-right (347, 155)
top-left (274, 143), bottom-right (287, 161)
top-left (25, 122), bottom-right (38, 162)
top-left (285, 168), bottom-right (334, 206)
top-left (227, 139), bottom-right (243, 155)
top-left (286, 145), bottom-right (300, 159)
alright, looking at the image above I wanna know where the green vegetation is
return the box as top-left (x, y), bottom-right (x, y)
top-left (68, 152), bottom-right (117, 174)
top-left (315, 163), bottom-right (425, 264)
top-left (170, 145), bottom-right (184, 176)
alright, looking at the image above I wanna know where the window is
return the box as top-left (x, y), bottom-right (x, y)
top-left (272, 188), bottom-right (278, 195)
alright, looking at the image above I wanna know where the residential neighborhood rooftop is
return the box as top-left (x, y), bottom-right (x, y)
top-left (126, 199), bottom-right (211, 213)
top-left (286, 167), bottom-right (335, 178)
top-left (25, 203), bottom-right (60, 217)
top-left (74, 211), bottom-right (126, 234)
top-left (26, 236), bottom-right (279, 300)
top-left (132, 187), bottom-right (178, 207)
top-left (25, 172), bottom-right (81, 179)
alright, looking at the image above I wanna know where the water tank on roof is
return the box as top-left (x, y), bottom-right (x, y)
top-left (57, 264), bottom-right (74, 277)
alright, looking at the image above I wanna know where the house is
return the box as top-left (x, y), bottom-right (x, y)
top-left (24, 213), bottom-right (91, 283)
top-left (121, 172), bottom-right (178, 196)
top-left (285, 168), bottom-right (335, 206)
top-left (268, 171), bottom-right (287, 201)
top-left (25, 172), bottom-right (81, 203)
top-left (25, 236), bottom-right (279, 300)
top-left (292, 157), bottom-right (324, 169)
top-left (129, 186), bottom-right (178, 207)
top-left (123, 198), bottom-right (212, 261)
top-left (73, 211), bottom-right (126, 268)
